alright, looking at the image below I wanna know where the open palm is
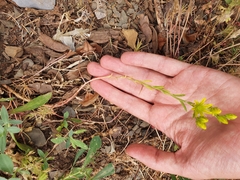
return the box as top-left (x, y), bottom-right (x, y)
top-left (87, 52), bottom-right (240, 179)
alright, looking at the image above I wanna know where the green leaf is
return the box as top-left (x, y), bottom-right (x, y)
top-left (225, 0), bottom-right (232, 4)
top-left (73, 149), bottom-right (85, 166)
top-left (7, 126), bottom-right (21, 134)
top-left (63, 111), bottom-right (69, 119)
top-left (68, 129), bottom-right (74, 137)
top-left (0, 135), bottom-right (7, 153)
top-left (0, 177), bottom-right (8, 180)
top-left (37, 149), bottom-right (45, 158)
top-left (66, 138), bottom-right (71, 148)
top-left (170, 175), bottom-right (177, 180)
top-left (15, 141), bottom-right (32, 152)
top-left (0, 97), bottom-right (14, 102)
top-left (180, 101), bottom-right (187, 111)
top-left (92, 163), bottom-right (115, 180)
top-left (1, 106), bottom-right (9, 124)
top-left (83, 136), bottom-right (101, 168)
top-left (8, 120), bottom-right (23, 125)
top-left (9, 92), bottom-right (52, 114)
top-left (63, 119), bottom-right (68, 129)
top-left (69, 118), bottom-right (82, 123)
top-left (70, 137), bottom-right (88, 150)
top-left (0, 154), bottom-right (14, 174)
top-left (51, 137), bottom-right (66, 144)
top-left (0, 125), bottom-right (4, 134)
top-left (73, 129), bottom-right (87, 135)
top-left (64, 167), bottom-right (92, 180)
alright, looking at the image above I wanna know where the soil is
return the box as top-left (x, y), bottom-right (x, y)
top-left (0, 0), bottom-right (239, 179)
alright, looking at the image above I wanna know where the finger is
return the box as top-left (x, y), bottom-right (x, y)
top-left (90, 80), bottom-right (151, 121)
top-left (88, 59), bottom-right (174, 104)
top-left (100, 55), bottom-right (170, 83)
top-left (126, 144), bottom-right (185, 176)
top-left (120, 52), bottom-right (191, 77)
top-left (87, 62), bottom-right (112, 76)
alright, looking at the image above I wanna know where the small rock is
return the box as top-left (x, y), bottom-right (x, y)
top-left (132, 124), bottom-right (139, 131)
top-left (112, 7), bottom-right (121, 18)
top-left (140, 121), bottom-right (149, 128)
top-left (22, 58), bottom-right (34, 70)
top-left (26, 128), bottom-right (47, 147)
top-left (62, 106), bottom-right (76, 118)
top-left (55, 142), bottom-right (67, 154)
top-left (107, 9), bottom-right (113, 17)
top-left (91, 2), bottom-right (97, 10)
top-left (12, 0), bottom-right (55, 10)
top-left (49, 170), bottom-right (64, 180)
top-left (14, 69), bottom-right (24, 78)
top-left (118, 10), bottom-right (128, 27)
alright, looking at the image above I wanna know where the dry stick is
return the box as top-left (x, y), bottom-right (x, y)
top-left (174, 0), bottom-right (194, 58)
top-left (51, 75), bottom-right (113, 108)
top-left (212, 43), bottom-right (240, 56)
top-left (1, 84), bottom-right (30, 102)
top-left (218, 52), bottom-right (240, 70)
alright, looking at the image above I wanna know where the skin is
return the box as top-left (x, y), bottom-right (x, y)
top-left (87, 52), bottom-right (240, 179)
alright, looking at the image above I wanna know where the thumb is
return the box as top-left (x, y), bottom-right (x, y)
top-left (125, 143), bottom-right (184, 176)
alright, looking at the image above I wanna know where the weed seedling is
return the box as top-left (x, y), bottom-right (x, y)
top-left (0, 106), bottom-right (22, 175)
top-left (126, 76), bottom-right (237, 129)
top-left (51, 112), bottom-right (88, 150)
top-left (63, 136), bottom-right (115, 180)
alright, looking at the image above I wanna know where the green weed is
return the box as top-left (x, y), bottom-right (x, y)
top-left (52, 112), bottom-right (115, 179)
top-left (126, 76), bottom-right (237, 129)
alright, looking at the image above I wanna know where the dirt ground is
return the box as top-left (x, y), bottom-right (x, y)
top-left (0, 0), bottom-right (239, 179)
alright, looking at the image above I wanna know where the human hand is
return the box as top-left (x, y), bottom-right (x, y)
top-left (87, 52), bottom-right (240, 179)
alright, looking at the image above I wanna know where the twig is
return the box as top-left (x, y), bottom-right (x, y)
top-left (1, 84), bottom-right (30, 102)
top-left (51, 75), bottom-right (113, 108)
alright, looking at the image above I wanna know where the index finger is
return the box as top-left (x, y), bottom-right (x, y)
top-left (121, 52), bottom-right (190, 77)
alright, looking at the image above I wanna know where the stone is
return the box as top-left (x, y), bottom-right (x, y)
top-left (12, 0), bottom-right (55, 10)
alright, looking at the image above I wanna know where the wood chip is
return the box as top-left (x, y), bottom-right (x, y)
top-left (39, 32), bottom-right (69, 52)
top-left (88, 29), bottom-right (120, 44)
top-left (5, 46), bottom-right (23, 58)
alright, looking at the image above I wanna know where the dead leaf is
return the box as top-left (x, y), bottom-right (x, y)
top-left (183, 32), bottom-right (198, 44)
top-left (150, 26), bottom-right (158, 53)
top-left (76, 41), bottom-right (95, 55)
top-left (62, 87), bottom-right (79, 100)
top-left (229, 29), bottom-right (240, 39)
top-left (66, 60), bottom-right (90, 80)
top-left (122, 29), bottom-right (138, 49)
top-left (158, 34), bottom-right (166, 50)
top-left (47, 69), bottom-right (64, 82)
top-left (139, 14), bottom-right (152, 43)
top-left (5, 46), bottom-right (23, 58)
top-left (39, 32), bottom-right (69, 52)
top-left (81, 92), bottom-right (99, 107)
top-left (88, 29), bottom-right (120, 44)
top-left (90, 43), bottom-right (102, 53)
top-left (43, 47), bottom-right (63, 58)
top-left (53, 28), bottom-right (90, 50)
top-left (109, 126), bottom-right (122, 138)
top-left (28, 83), bottom-right (52, 94)
top-left (210, 53), bottom-right (220, 65)
top-left (24, 45), bottom-right (48, 64)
